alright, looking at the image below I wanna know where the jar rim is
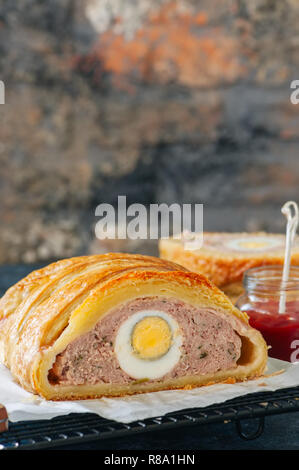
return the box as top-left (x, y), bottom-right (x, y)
top-left (244, 265), bottom-right (299, 293)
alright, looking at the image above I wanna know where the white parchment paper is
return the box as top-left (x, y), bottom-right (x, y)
top-left (0, 358), bottom-right (298, 423)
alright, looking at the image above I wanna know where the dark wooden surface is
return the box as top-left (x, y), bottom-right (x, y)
top-left (0, 264), bottom-right (299, 450)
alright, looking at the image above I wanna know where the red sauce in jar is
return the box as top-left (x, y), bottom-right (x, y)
top-left (242, 301), bottom-right (299, 362)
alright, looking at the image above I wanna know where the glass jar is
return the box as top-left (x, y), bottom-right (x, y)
top-left (236, 266), bottom-right (299, 362)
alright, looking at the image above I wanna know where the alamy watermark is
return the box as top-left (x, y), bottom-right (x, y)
top-left (95, 196), bottom-right (203, 250)
top-left (290, 80), bottom-right (299, 104)
top-left (290, 340), bottom-right (299, 363)
top-left (0, 81), bottom-right (4, 104)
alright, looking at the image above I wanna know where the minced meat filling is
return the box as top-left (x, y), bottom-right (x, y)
top-left (49, 297), bottom-right (242, 386)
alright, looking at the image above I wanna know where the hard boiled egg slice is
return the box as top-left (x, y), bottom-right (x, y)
top-left (114, 310), bottom-right (182, 380)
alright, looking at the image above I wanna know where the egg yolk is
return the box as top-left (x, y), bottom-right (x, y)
top-left (131, 316), bottom-right (172, 360)
top-left (237, 241), bottom-right (269, 249)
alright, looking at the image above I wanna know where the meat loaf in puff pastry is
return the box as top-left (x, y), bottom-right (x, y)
top-left (0, 253), bottom-right (267, 400)
top-left (159, 232), bottom-right (299, 301)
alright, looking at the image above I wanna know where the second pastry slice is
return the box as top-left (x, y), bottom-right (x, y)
top-left (159, 231), bottom-right (299, 300)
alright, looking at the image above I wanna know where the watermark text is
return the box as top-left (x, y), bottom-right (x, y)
top-left (0, 81), bottom-right (4, 104)
top-left (95, 196), bottom-right (203, 250)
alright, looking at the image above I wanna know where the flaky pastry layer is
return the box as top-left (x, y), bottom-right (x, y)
top-left (0, 253), bottom-right (267, 400)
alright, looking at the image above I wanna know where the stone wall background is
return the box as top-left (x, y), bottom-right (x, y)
top-left (0, 0), bottom-right (299, 263)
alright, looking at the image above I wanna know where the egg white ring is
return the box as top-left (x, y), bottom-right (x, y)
top-left (224, 236), bottom-right (282, 252)
top-left (114, 309), bottom-right (183, 380)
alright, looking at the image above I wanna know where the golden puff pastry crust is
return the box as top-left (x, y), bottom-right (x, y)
top-left (0, 253), bottom-right (267, 400)
top-left (159, 232), bottom-right (299, 299)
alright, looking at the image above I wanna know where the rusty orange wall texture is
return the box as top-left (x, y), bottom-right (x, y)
top-left (0, 0), bottom-right (299, 263)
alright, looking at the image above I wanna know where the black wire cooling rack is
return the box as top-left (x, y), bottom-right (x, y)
top-left (1, 385), bottom-right (299, 450)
